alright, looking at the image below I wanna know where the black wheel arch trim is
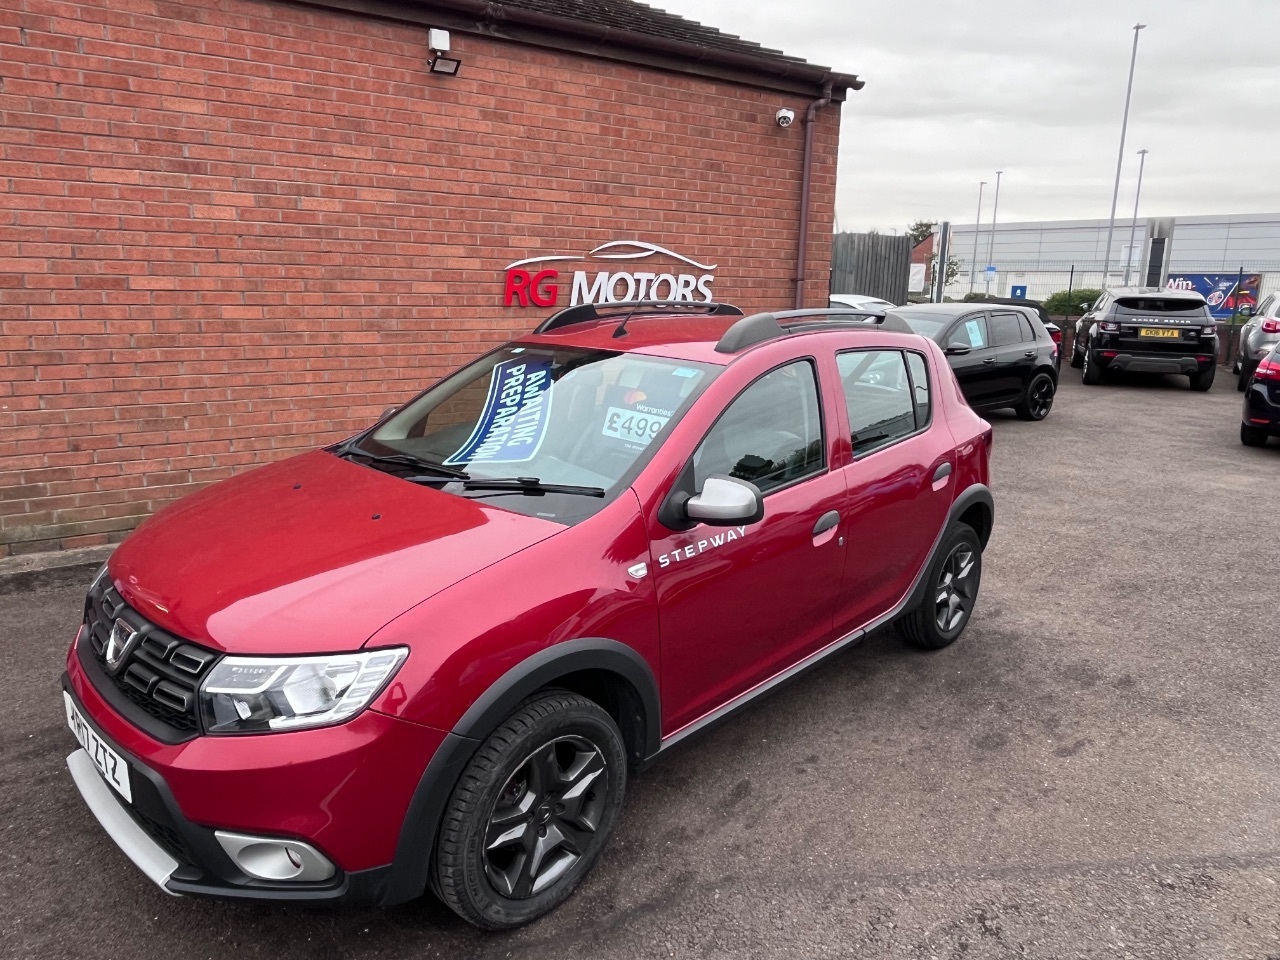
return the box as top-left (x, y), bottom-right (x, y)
top-left (900, 483), bottom-right (992, 615)
top-left (450, 638), bottom-right (661, 758)
top-left (948, 483), bottom-right (994, 546)
top-left (381, 638), bottom-right (661, 907)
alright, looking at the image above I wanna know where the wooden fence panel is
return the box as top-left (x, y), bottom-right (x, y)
top-left (830, 233), bottom-right (911, 305)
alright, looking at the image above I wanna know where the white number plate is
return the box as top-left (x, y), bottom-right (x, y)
top-left (64, 692), bottom-right (131, 803)
top-left (601, 406), bottom-right (669, 445)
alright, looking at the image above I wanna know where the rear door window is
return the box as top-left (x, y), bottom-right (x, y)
top-left (837, 350), bottom-right (918, 456)
top-left (988, 312), bottom-right (1026, 346)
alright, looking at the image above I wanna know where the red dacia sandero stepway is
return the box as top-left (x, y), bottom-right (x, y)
top-left (63, 302), bottom-right (994, 928)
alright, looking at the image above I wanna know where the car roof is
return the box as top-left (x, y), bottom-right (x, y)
top-left (519, 304), bottom-right (924, 364)
top-left (889, 302), bottom-right (983, 318)
top-left (522, 314), bottom-right (742, 364)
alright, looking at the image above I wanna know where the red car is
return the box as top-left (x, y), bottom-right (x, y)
top-left (62, 302), bottom-right (994, 929)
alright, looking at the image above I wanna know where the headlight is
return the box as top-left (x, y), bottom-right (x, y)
top-left (199, 648), bottom-right (408, 734)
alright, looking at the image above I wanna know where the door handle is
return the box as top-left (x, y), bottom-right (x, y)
top-left (932, 462), bottom-right (952, 482)
top-left (982, 357), bottom-right (996, 365)
top-left (1023, 350), bottom-right (1036, 358)
top-left (812, 510), bottom-right (840, 536)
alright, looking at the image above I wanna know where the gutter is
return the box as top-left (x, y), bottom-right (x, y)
top-left (298, 0), bottom-right (865, 97)
top-left (794, 81), bottom-right (835, 309)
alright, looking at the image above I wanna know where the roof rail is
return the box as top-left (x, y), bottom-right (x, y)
top-left (533, 300), bottom-right (744, 334)
top-left (714, 308), bottom-right (915, 353)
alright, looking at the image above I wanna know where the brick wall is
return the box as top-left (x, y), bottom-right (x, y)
top-left (0, 0), bottom-right (841, 555)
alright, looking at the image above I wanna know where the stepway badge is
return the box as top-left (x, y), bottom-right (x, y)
top-left (445, 359), bottom-right (554, 466)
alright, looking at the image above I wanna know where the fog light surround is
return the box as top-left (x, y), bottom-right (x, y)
top-left (214, 831), bottom-right (336, 882)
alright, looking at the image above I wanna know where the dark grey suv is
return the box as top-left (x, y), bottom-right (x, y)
top-left (1070, 287), bottom-right (1218, 390)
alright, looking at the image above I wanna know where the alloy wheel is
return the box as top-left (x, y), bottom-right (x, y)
top-left (1028, 376), bottom-right (1054, 419)
top-left (483, 736), bottom-right (608, 899)
top-left (934, 543), bottom-right (977, 634)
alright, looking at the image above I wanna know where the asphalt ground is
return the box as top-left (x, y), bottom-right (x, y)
top-left (3, 370), bottom-right (1279, 960)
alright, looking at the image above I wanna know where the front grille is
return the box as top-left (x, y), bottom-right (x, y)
top-left (83, 582), bottom-right (219, 736)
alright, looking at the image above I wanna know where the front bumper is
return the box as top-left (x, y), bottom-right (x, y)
top-left (63, 638), bottom-right (449, 905)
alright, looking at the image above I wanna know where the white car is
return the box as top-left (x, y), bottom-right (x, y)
top-left (829, 294), bottom-right (897, 313)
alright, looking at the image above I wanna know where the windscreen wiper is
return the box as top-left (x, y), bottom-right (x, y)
top-left (461, 477), bottom-right (605, 497)
top-left (335, 444), bottom-right (471, 480)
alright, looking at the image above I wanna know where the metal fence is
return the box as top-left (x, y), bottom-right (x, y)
top-left (941, 259), bottom-right (1280, 306)
top-left (830, 232), bottom-right (911, 306)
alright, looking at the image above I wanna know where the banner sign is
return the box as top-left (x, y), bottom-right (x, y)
top-left (1165, 273), bottom-right (1262, 319)
top-left (445, 359), bottom-right (554, 466)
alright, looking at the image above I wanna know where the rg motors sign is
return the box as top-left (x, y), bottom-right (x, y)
top-left (503, 241), bottom-right (717, 308)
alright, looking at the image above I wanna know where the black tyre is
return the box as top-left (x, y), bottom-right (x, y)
top-left (1015, 372), bottom-right (1056, 421)
top-left (1069, 344), bottom-right (1084, 369)
top-left (1081, 347), bottom-right (1102, 385)
top-left (1189, 366), bottom-right (1215, 392)
top-left (1237, 361), bottom-right (1255, 391)
top-left (434, 691), bottom-right (626, 930)
top-left (896, 522), bottom-right (982, 650)
top-left (1241, 422), bottom-right (1269, 447)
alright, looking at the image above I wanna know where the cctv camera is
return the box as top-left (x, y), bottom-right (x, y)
top-left (775, 108), bottom-right (796, 128)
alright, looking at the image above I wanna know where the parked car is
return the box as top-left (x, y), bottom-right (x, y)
top-left (1070, 287), bottom-right (1217, 390)
top-left (1241, 340), bottom-right (1280, 447)
top-left (1235, 292), bottom-right (1280, 390)
top-left (830, 293), bottom-right (897, 312)
top-left (887, 302), bottom-right (1059, 421)
top-left (62, 301), bottom-right (994, 929)
top-left (968, 296), bottom-right (1062, 372)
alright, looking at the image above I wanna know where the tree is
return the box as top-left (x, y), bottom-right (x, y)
top-left (930, 253), bottom-right (962, 286)
top-left (1043, 288), bottom-right (1103, 317)
top-left (907, 220), bottom-right (935, 247)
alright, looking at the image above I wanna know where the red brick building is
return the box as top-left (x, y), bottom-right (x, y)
top-left (0, 0), bottom-right (861, 555)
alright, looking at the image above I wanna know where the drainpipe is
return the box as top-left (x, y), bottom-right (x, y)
top-left (795, 82), bottom-right (834, 309)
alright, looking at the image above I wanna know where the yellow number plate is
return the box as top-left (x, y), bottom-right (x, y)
top-left (1139, 327), bottom-right (1181, 339)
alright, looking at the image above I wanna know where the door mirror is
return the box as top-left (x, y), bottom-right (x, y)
top-left (1238, 304), bottom-right (1253, 317)
top-left (944, 342), bottom-right (972, 356)
top-left (685, 476), bottom-right (764, 525)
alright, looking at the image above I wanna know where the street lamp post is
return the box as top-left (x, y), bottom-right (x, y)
top-left (968, 180), bottom-right (986, 294)
top-left (1122, 148), bottom-right (1149, 286)
top-left (983, 170), bottom-right (1003, 295)
top-left (1102, 23), bottom-right (1147, 290)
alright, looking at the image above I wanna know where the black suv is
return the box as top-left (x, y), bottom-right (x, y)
top-left (1070, 288), bottom-right (1218, 390)
top-left (890, 302), bottom-right (1059, 420)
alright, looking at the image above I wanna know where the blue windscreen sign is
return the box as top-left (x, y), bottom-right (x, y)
top-left (444, 359), bottom-right (554, 466)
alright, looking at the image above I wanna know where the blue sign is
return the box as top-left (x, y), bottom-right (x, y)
top-left (1164, 273), bottom-right (1261, 320)
top-left (1010, 285), bottom-right (1028, 299)
top-left (984, 266), bottom-right (997, 279)
top-left (445, 358), bottom-right (554, 466)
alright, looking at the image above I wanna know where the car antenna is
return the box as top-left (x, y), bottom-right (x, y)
top-left (612, 304), bottom-right (642, 339)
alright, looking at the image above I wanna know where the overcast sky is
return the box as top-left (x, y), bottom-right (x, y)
top-left (658, 0), bottom-right (1280, 233)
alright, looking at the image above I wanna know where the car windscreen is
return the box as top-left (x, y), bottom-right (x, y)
top-left (358, 346), bottom-right (717, 523)
top-left (1114, 297), bottom-right (1210, 317)
top-left (888, 309), bottom-right (952, 339)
